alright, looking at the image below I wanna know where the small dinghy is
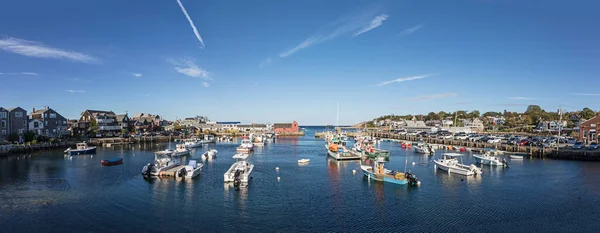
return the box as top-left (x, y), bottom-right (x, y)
top-left (101, 158), bottom-right (123, 166)
top-left (510, 155), bottom-right (524, 160)
top-left (298, 158), bottom-right (310, 164)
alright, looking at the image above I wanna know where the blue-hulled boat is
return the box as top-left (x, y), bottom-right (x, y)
top-left (101, 158), bottom-right (123, 166)
top-left (65, 142), bottom-right (96, 155)
top-left (361, 157), bottom-right (420, 186)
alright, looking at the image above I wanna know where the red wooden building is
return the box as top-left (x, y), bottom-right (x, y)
top-left (274, 121), bottom-right (299, 133)
top-left (579, 116), bottom-right (600, 144)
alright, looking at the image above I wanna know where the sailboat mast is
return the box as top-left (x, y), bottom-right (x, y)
top-left (336, 102), bottom-right (340, 128)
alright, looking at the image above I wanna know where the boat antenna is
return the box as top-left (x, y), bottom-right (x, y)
top-left (404, 147), bottom-right (409, 173)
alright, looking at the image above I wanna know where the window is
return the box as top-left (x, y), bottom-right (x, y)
top-left (18, 129), bottom-right (24, 134)
top-left (1, 120), bottom-right (5, 128)
top-left (14, 112), bottom-right (23, 118)
top-left (34, 121), bottom-right (39, 128)
top-left (0, 112), bottom-right (6, 118)
top-left (23, 120), bottom-right (26, 126)
top-left (63, 121), bottom-right (66, 125)
top-left (45, 121), bottom-right (48, 126)
top-left (50, 113), bottom-right (56, 118)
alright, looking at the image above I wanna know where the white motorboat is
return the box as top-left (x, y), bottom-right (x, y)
top-left (236, 139), bottom-right (254, 153)
top-left (176, 160), bottom-right (203, 179)
top-left (473, 153), bottom-right (508, 166)
top-left (298, 158), bottom-right (310, 164)
top-left (510, 155), bottom-right (524, 160)
top-left (433, 153), bottom-right (482, 176)
top-left (183, 138), bottom-right (202, 148)
top-left (224, 153), bottom-right (254, 187)
top-left (327, 139), bottom-right (361, 160)
top-left (172, 144), bottom-right (191, 157)
top-left (202, 149), bottom-right (218, 160)
top-left (141, 152), bottom-right (181, 176)
top-left (251, 133), bottom-right (266, 146)
top-left (200, 134), bottom-right (216, 143)
top-left (414, 144), bottom-right (434, 155)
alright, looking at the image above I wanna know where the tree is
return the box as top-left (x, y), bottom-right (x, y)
top-left (24, 131), bottom-right (35, 142)
top-left (89, 119), bottom-right (99, 134)
top-left (437, 111), bottom-right (448, 119)
top-left (525, 105), bottom-right (543, 114)
top-left (581, 107), bottom-right (595, 120)
top-left (426, 112), bottom-right (440, 121)
top-left (468, 110), bottom-right (481, 119)
top-left (7, 133), bottom-right (19, 143)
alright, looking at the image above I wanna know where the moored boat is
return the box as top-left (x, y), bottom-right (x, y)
top-left (141, 152), bottom-right (181, 176)
top-left (65, 142), bottom-right (96, 156)
top-left (202, 149), bottom-right (218, 160)
top-left (414, 143), bottom-right (434, 155)
top-left (236, 139), bottom-right (254, 153)
top-left (172, 144), bottom-right (191, 157)
top-left (224, 153), bottom-right (254, 187)
top-left (473, 153), bottom-right (508, 166)
top-left (510, 155), bottom-right (524, 160)
top-left (361, 157), bottom-right (420, 186)
top-left (433, 153), bottom-right (482, 176)
top-left (176, 160), bottom-right (203, 179)
top-left (200, 134), bottom-right (216, 143)
top-left (327, 139), bottom-right (361, 160)
top-left (298, 158), bottom-right (310, 164)
top-left (183, 138), bottom-right (202, 148)
top-left (101, 158), bottom-right (123, 166)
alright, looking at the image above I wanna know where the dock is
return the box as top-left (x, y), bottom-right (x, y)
top-left (158, 165), bottom-right (186, 177)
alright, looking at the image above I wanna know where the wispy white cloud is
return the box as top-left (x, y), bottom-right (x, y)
top-left (280, 10), bottom-right (388, 58)
top-left (202, 82), bottom-right (210, 88)
top-left (492, 103), bottom-right (528, 107)
top-left (71, 78), bottom-right (91, 83)
top-left (571, 93), bottom-right (600, 96)
top-left (399, 24), bottom-right (424, 36)
top-left (259, 57), bottom-right (273, 68)
top-left (353, 14), bottom-right (389, 37)
top-left (132, 73), bottom-right (143, 77)
top-left (0, 37), bottom-right (98, 63)
top-left (169, 57), bottom-right (211, 80)
top-left (377, 74), bottom-right (432, 86)
top-left (0, 72), bottom-right (38, 76)
top-left (508, 97), bottom-right (533, 100)
top-left (405, 93), bottom-right (457, 101)
top-left (66, 90), bottom-right (85, 93)
top-left (175, 0), bottom-right (205, 48)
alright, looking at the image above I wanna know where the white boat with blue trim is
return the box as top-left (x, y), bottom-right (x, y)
top-left (64, 142), bottom-right (96, 155)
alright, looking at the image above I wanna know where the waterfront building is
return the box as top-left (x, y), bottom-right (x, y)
top-left (79, 110), bottom-right (122, 135)
top-left (28, 119), bottom-right (44, 136)
top-left (7, 107), bottom-right (28, 140)
top-left (578, 116), bottom-right (600, 144)
top-left (131, 113), bottom-right (163, 132)
top-left (29, 106), bottom-right (68, 137)
top-left (274, 121), bottom-right (299, 133)
top-left (217, 122), bottom-right (241, 131)
top-left (462, 118), bottom-right (484, 132)
top-left (0, 107), bottom-right (8, 141)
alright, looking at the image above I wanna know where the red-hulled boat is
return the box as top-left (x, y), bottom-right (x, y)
top-left (101, 158), bottom-right (123, 166)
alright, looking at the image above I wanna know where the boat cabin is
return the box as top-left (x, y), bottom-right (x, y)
top-left (76, 143), bottom-right (89, 150)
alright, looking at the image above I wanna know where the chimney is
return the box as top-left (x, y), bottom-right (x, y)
top-left (32, 108), bottom-right (35, 113)
top-left (45, 105), bottom-right (49, 110)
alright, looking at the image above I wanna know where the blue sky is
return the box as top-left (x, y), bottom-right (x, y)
top-left (1, 0), bottom-right (599, 125)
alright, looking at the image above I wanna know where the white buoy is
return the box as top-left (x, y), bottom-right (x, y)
top-left (412, 162), bottom-right (416, 166)
top-left (275, 167), bottom-right (279, 171)
top-left (277, 177), bottom-right (280, 182)
top-left (352, 169), bottom-right (356, 175)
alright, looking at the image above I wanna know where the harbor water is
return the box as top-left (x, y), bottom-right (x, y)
top-left (2, 126), bottom-right (600, 232)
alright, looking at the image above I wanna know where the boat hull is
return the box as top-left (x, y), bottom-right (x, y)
top-left (433, 160), bottom-right (475, 176)
top-left (473, 155), bottom-right (507, 166)
top-left (67, 147), bottom-right (97, 156)
top-left (361, 166), bottom-right (408, 185)
top-left (224, 162), bottom-right (254, 183)
top-left (327, 150), bottom-right (361, 160)
top-left (101, 158), bottom-right (123, 166)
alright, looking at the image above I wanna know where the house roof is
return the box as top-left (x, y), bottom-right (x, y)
top-left (115, 114), bottom-right (128, 122)
top-left (87, 109), bottom-right (115, 115)
top-left (237, 124), bottom-right (252, 128)
top-left (7, 107), bottom-right (25, 112)
top-left (252, 123), bottom-right (267, 127)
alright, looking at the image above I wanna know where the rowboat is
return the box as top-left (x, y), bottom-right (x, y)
top-left (298, 158), bottom-right (310, 164)
top-left (510, 155), bottom-right (524, 160)
top-left (101, 158), bottom-right (123, 166)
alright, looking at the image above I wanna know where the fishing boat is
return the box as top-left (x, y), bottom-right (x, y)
top-left (64, 142), bottom-right (96, 155)
top-left (183, 138), bottom-right (202, 148)
top-left (361, 156), bottom-right (420, 186)
top-left (224, 153), bottom-right (254, 187)
top-left (176, 160), bottom-right (203, 179)
top-left (236, 139), bottom-right (254, 153)
top-left (141, 152), bottom-right (181, 176)
top-left (199, 134), bottom-right (216, 143)
top-left (473, 153), bottom-right (508, 166)
top-left (202, 149), bottom-right (218, 160)
top-left (510, 155), bottom-right (524, 160)
top-left (251, 133), bottom-right (266, 146)
top-left (101, 158), bottom-right (123, 166)
top-left (327, 139), bottom-right (361, 160)
top-left (433, 153), bottom-right (482, 176)
top-left (298, 158), bottom-right (310, 164)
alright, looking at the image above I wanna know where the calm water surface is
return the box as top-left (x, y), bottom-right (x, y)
top-left (2, 126), bottom-right (600, 232)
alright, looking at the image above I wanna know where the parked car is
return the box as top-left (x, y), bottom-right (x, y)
top-left (573, 141), bottom-right (584, 149)
top-left (588, 142), bottom-right (598, 150)
top-left (519, 139), bottom-right (530, 146)
top-left (454, 133), bottom-right (469, 140)
top-left (487, 137), bottom-right (502, 144)
top-left (121, 134), bottom-right (130, 138)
